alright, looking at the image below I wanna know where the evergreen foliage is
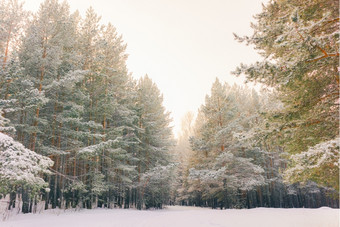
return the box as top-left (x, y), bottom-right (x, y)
top-left (232, 0), bottom-right (339, 189)
top-left (175, 80), bottom-right (338, 209)
top-left (0, 0), bottom-right (174, 212)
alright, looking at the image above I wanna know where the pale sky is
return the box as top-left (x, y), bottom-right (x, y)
top-left (23, 0), bottom-right (267, 137)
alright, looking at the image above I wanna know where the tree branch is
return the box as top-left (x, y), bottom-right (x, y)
top-left (306, 52), bottom-right (339, 63)
top-left (310, 18), bottom-right (339, 34)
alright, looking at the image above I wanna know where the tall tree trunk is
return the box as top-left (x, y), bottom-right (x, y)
top-left (30, 43), bottom-right (47, 151)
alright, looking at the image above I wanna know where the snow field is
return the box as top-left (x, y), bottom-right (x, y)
top-left (1, 206), bottom-right (339, 227)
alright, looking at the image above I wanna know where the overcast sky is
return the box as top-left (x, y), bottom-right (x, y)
top-left (23, 0), bottom-right (267, 137)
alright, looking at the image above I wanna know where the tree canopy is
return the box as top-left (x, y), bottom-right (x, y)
top-left (233, 0), bottom-right (339, 190)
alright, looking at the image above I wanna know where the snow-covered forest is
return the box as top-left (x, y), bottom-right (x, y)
top-left (0, 0), bottom-right (339, 220)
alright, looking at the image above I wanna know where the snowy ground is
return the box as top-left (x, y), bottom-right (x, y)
top-left (1, 206), bottom-right (339, 227)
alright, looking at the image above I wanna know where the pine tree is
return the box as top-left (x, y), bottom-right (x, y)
top-left (187, 81), bottom-right (267, 208)
top-left (9, 0), bottom-right (91, 209)
top-left (233, 0), bottom-right (339, 190)
top-left (0, 0), bottom-right (26, 69)
top-left (135, 75), bottom-right (174, 209)
top-left (173, 112), bottom-right (195, 205)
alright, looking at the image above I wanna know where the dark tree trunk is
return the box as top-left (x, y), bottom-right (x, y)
top-left (22, 189), bottom-right (30, 214)
top-left (8, 191), bottom-right (16, 210)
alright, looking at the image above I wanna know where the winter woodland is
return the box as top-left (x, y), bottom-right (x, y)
top-left (0, 0), bottom-right (338, 221)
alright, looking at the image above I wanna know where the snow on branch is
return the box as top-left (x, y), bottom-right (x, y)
top-left (0, 132), bottom-right (53, 192)
top-left (77, 138), bottom-right (121, 155)
top-left (284, 137), bottom-right (339, 186)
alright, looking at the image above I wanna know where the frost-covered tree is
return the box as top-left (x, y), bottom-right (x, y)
top-left (19, 0), bottom-right (81, 152)
top-left (134, 75), bottom-right (174, 209)
top-left (233, 0), bottom-right (339, 190)
top-left (14, 0), bottom-right (90, 209)
top-left (192, 79), bottom-right (236, 156)
top-left (0, 0), bottom-right (139, 211)
top-left (187, 81), bottom-right (269, 208)
top-left (73, 8), bottom-right (138, 209)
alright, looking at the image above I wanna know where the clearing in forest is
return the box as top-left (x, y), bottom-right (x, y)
top-left (1, 206), bottom-right (339, 227)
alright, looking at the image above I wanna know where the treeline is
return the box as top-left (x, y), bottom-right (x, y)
top-left (174, 0), bottom-right (339, 209)
top-left (0, 0), bottom-right (174, 212)
top-left (173, 82), bottom-right (338, 209)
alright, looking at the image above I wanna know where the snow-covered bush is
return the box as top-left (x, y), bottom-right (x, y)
top-left (0, 132), bottom-right (53, 195)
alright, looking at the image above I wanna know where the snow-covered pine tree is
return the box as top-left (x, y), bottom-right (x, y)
top-left (17, 0), bottom-right (91, 209)
top-left (233, 0), bottom-right (339, 190)
top-left (190, 82), bottom-right (266, 207)
top-left (134, 75), bottom-right (174, 209)
top-left (74, 9), bottom-right (139, 208)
